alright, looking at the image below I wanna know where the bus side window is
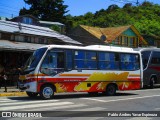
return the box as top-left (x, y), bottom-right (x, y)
top-left (86, 51), bottom-right (97, 69)
top-left (98, 52), bottom-right (119, 70)
top-left (41, 53), bottom-right (57, 69)
top-left (98, 52), bottom-right (110, 70)
top-left (40, 52), bottom-right (57, 75)
top-left (120, 54), bottom-right (139, 70)
top-left (57, 52), bottom-right (64, 68)
top-left (74, 51), bottom-right (97, 69)
top-left (114, 53), bottom-right (119, 70)
top-left (151, 52), bottom-right (160, 65)
top-left (74, 51), bottom-right (85, 69)
top-left (66, 50), bottom-right (73, 70)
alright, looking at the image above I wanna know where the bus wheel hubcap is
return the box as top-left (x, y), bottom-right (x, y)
top-left (43, 87), bottom-right (53, 98)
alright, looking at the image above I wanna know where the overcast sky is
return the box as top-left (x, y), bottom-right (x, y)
top-left (0, 0), bottom-right (159, 18)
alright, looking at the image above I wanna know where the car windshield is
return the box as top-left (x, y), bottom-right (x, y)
top-left (23, 47), bottom-right (47, 71)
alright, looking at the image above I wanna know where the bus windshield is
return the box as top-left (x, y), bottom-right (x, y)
top-left (23, 47), bottom-right (47, 72)
top-left (141, 51), bottom-right (151, 69)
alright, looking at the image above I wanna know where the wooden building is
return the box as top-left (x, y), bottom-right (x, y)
top-left (68, 25), bottom-right (148, 47)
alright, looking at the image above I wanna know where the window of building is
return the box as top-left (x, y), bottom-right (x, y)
top-left (10, 35), bottom-right (14, 41)
top-left (15, 35), bottom-right (24, 42)
top-left (44, 38), bottom-right (48, 44)
top-left (1, 33), bottom-right (11, 40)
top-left (134, 37), bottom-right (139, 47)
top-left (24, 36), bottom-right (31, 42)
top-left (23, 17), bottom-right (33, 24)
top-left (35, 37), bottom-right (39, 43)
top-left (122, 36), bottom-right (128, 46)
top-left (38, 38), bottom-right (44, 44)
top-left (114, 37), bottom-right (121, 45)
top-left (31, 37), bottom-right (35, 43)
top-left (128, 37), bottom-right (135, 47)
top-left (38, 38), bottom-right (47, 44)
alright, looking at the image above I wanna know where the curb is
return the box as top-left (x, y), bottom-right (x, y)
top-left (0, 92), bottom-right (27, 97)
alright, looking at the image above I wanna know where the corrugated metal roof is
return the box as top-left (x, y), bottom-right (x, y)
top-left (0, 40), bottom-right (43, 52)
top-left (39, 21), bottom-right (64, 26)
top-left (0, 20), bottom-right (81, 45)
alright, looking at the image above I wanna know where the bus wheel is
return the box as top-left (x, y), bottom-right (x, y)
top-left (26, 92), bottom-right (38, 97)
top-left (40, 85), bottom-right (54, 99)
top-left (150, 77), bottom-right (155, 89)
top-left (106, 84), bottom-right (116, 96)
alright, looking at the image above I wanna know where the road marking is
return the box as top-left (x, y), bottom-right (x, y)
top-left (126, 117), bottom-right (152, 120)
top-left (26, 104), bottom-right (87, 111)
top-left (64, 117), bottom-right (104, 120)
top-left (129, 88), bottom-right (160, 92)
top-left (69, 107), bottom-right (106, 111)
top-left (0, 102), bottom-right (74, 111)
top-left (0, 100), bottom-right (20, 103)
top-left (81, 98), bottom-right (106, 102)
top-left (0, 99), bottom-right (59, 106)
top-left (81, 95), bottom-right (160, 103)
top-left (104, 95), bottom-right (160, 103)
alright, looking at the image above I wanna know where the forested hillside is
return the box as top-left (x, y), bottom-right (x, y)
top-left (66, 1), bottom-right (160, 37)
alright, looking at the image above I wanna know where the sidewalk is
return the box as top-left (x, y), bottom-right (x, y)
top-left (0, 86), bottom-right (26, 97)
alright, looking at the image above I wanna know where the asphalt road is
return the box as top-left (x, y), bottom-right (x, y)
top-left (1, 88), bottom-right (160, 120)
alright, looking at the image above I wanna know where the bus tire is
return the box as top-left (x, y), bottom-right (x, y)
top-left (40, 85), bottom-right (54, 99)
top-left (26, 92), bottom-right (38, 98)
top-left (106, 84), bottom-right (116, 96)
top-left (150, 77), bottom-right (156, 89)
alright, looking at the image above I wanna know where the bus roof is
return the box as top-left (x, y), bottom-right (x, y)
top-left (39, 45), bottom-right (140, 54)
top-left (134, 47), bottom-right (160, 52)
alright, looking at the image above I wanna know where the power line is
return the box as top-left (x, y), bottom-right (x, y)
top-left (0, 7), bottom-right (19, 13)
top-left (110, 0), bottom-right (140, 6)
top-left (0, 2), bottom-right (27, 18)
top-left (0, 11), bottom-right (18, 16)
top-left (0, 2), bottom-right (23, 10)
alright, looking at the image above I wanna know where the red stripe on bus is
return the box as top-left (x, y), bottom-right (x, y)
top-left (127, 77), bottom-right (140, 81)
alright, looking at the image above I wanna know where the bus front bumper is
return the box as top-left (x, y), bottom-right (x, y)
top-left (19, 83), bottom-right (29, 90)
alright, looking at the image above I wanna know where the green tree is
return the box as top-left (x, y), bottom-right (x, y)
top-left (19, 0), bottom-right (68, 23)
top-left (107, 4), bottom-right (120, 12)
top-left (66, 1), bottom-right (160, 37)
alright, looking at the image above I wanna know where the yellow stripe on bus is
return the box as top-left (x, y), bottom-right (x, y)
top-left (129, 74), bottom-right (140, 77)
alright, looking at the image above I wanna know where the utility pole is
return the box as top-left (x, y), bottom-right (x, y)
top-left (136, 0), bottom-right (139, 6)
top-left (11, 14), bottom-right (13, 18)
